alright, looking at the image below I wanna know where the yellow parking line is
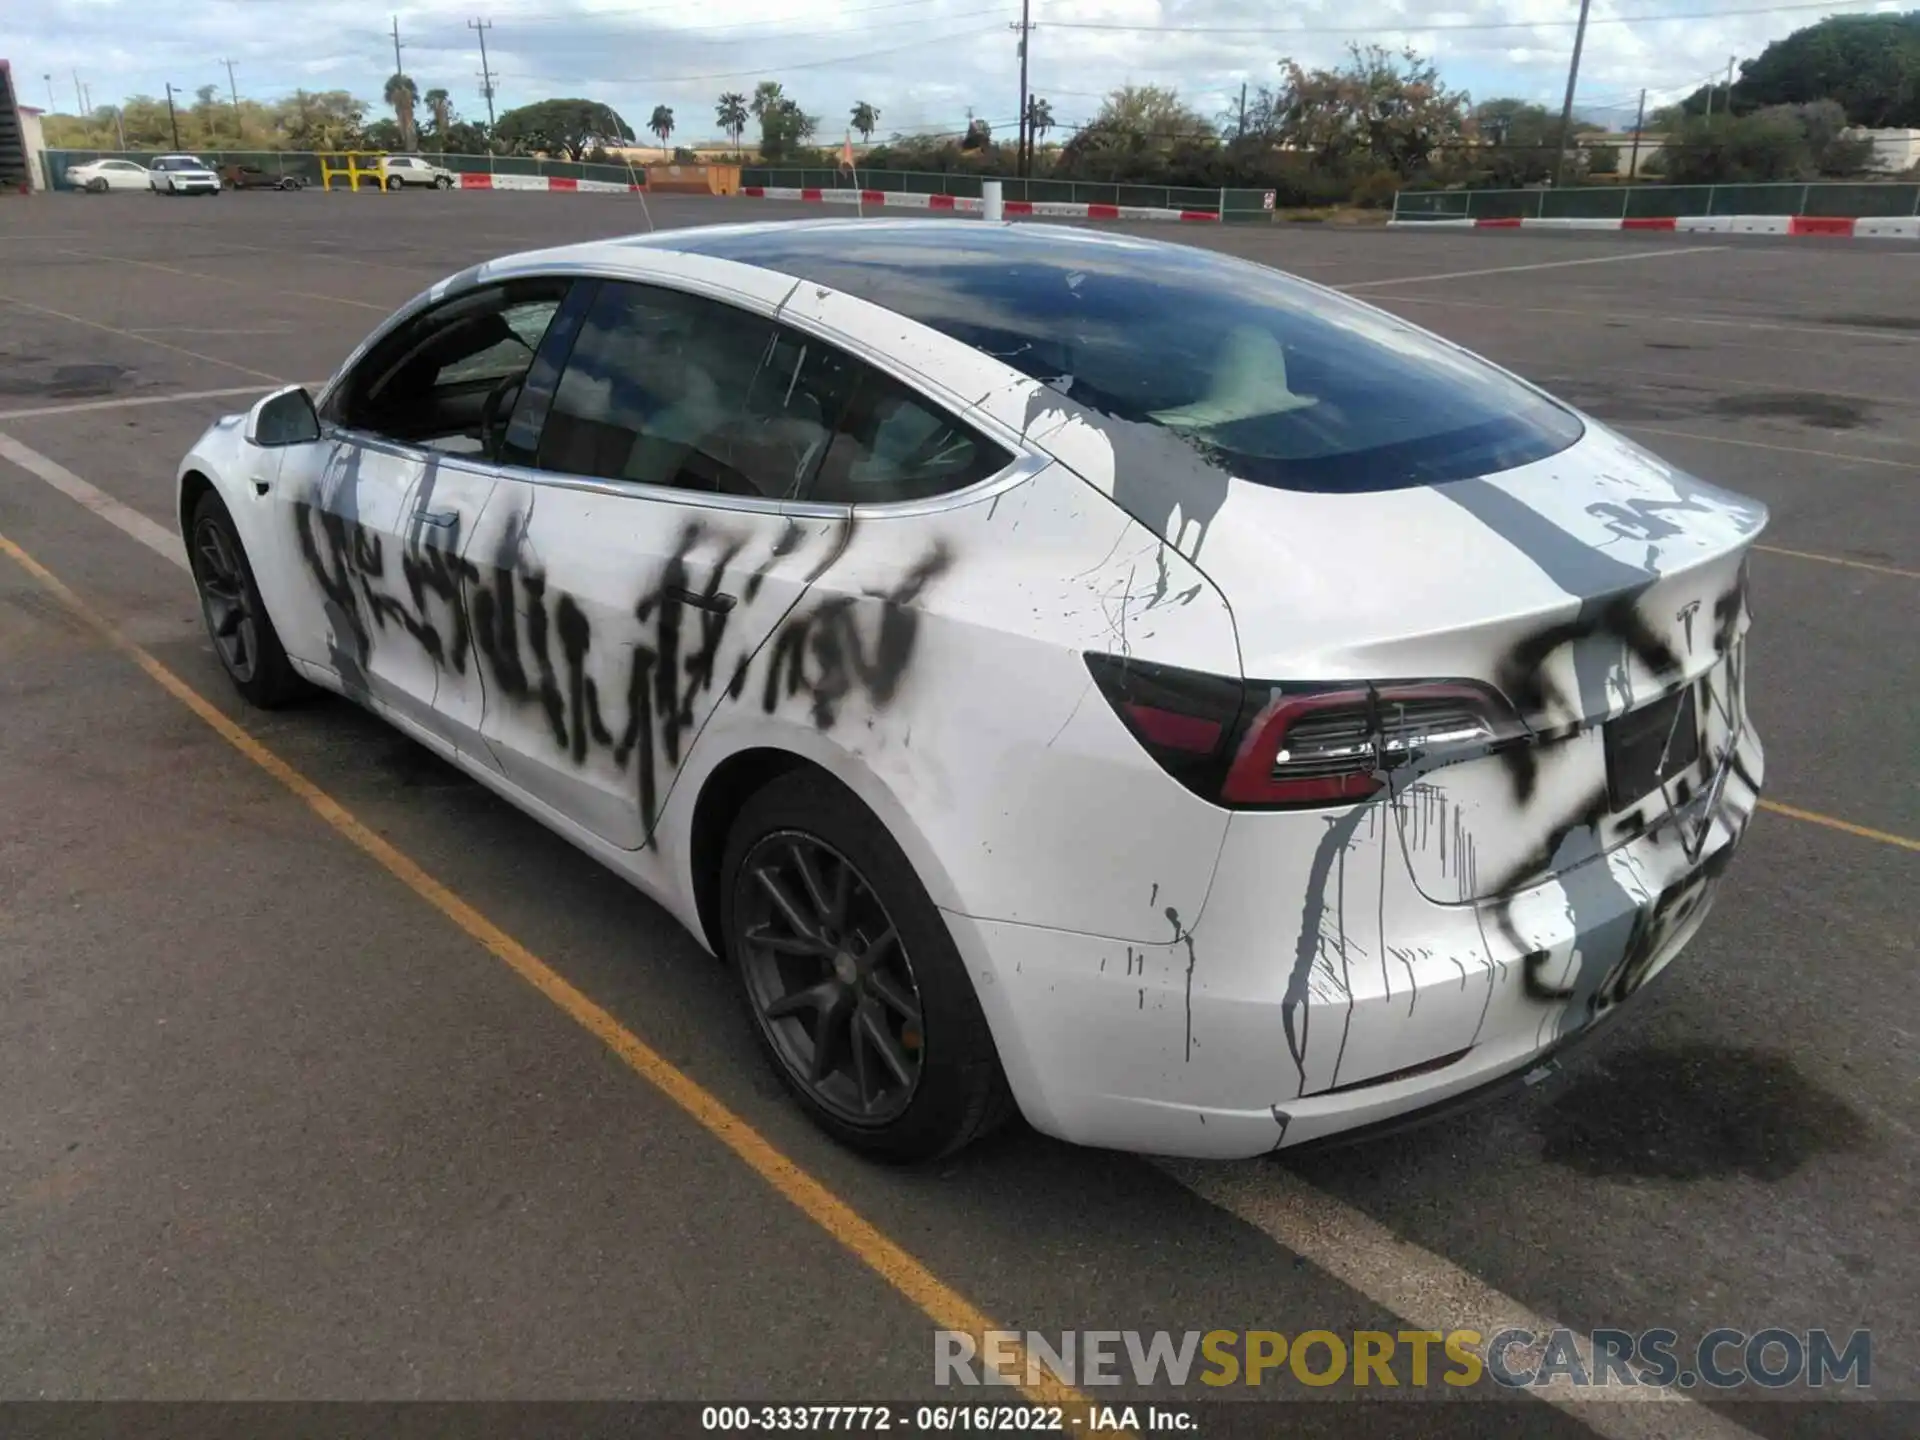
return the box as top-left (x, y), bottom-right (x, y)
top-left (1755, 544), bottom-right (1920, 581)
top-left (1760, 800), bottom-right (1920, 854)
top-left (0, 526), bottom-right (1083, 1413)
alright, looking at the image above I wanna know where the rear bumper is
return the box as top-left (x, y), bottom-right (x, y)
top-left (952, 705), bottom-right (1762, 1161)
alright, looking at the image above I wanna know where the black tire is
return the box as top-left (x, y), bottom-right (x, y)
top-left (434, 174), bottom-right (451, 190)
top-left (279, 177), bottom-right (298, 190)
top-left (186, 489), bottom-right (309, 709)
top-left (86, 177), bottom-right (108, 193)
top-left (386, 175), bottom-right (403, 191)
top-left (721, 770), bottom-right (1014, 1162)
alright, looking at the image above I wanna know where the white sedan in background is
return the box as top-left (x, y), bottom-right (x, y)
top-left (172, 221), bottom-right (1766, 1162)
top-left (66, 157), bottom-right (151, 192)
top-left (149, 155), bottom-right (221, 196)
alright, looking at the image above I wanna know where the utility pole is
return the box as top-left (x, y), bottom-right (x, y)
top-left (1552, 0), bottom-right (1594, 187)
top-left (82, 83), bottom-right (93, 114)
top-left (1627, 87), bottom-right (1646, 178)
top-left (391, 15), bottom-right (413, 149)
top-left (222, 59), bottom-right (241, 140)
top-left (1011, 0), bottom-right (1032, 177)
top-left (1236, 80), bottom-right (1248, 140)
top-left (72, 71), bottom-right (84, 115)
top-left (114, 106), bottom-right (127, 150)
top-left (44, 74), bottom-right (56, 112)
top-left (1724, 54), bottom-right (1736, 113)
top-left (469, 18), bottom-right (498, 133)
top-left (164, 83), bottom-right (182, 149)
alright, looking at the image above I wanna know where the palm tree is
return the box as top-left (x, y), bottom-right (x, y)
top-left (424, 87), bottom-right (451, 145)
top-left (383, 72), bottom-right (418, 150)
top-left (750, 80), bottom-right (784, 121)
top-left (850, 101), bottom-right (879, 143)
top-left (716, 92), bottom-right (748, 149)
top-left (649, 105), bottom-right (674, 147)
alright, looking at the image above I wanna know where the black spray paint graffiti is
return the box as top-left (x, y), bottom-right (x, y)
top-left (295, 486), bottom-right (953, 844)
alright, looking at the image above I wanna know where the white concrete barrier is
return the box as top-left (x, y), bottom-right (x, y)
top-left (982, 180), bottom-right (1004, 222)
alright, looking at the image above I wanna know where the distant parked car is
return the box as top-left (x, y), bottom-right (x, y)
top-left (223, 164), bottom-right (306, 191)
top-left (149, 155), bottom-right (221, 196)
top-left (66, 158), bottom-right (151, 193)
top-left (378, 155), bottom-right (456, 190)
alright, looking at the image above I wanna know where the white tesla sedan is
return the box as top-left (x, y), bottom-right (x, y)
top-left (175, 221), bottom-right (1766, 1161)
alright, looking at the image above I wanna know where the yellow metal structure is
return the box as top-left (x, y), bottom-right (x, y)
top-left (319, 151), bottom-right (388, 192)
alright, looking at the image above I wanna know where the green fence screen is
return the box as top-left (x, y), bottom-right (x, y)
top-left (1393, 180), bottom-right (1920, 221)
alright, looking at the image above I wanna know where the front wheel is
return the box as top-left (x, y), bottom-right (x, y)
top-left (186, 489), bottom-right (309, 708)
top-left (434, 174), bottom-right (452, 189)
top-left (722, 770), bottom-right (1013, 1162)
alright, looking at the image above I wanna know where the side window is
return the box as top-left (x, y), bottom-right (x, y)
top-left (795, 349), bottom-right (1012, 505)
top-left (536, 282), bottom-right (793, 498)
top-left (330, 279), bottom-right (570, 454)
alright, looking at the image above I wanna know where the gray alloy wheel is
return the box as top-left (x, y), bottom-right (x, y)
top-left (736, 831), bottom-right (926, 1125)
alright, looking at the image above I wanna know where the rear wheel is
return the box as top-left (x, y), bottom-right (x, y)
top-left (722, 771), bottom-right (1013, 1161)
top-left (187, 489), bottom-right (308, 708)
top-left (85, 177), bottom-right (108, 193)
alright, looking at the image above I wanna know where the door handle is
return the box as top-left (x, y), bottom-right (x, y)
top-left (415, 509), bottom-right (460, 528)
top-left (663, 584), bottom-right (736, 614)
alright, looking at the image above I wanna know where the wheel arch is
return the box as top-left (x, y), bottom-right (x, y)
top-left (674, 732), bottom-right (970, 961)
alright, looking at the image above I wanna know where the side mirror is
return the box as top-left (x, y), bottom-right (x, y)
top-left (245, 385), bottom-right (322, 448)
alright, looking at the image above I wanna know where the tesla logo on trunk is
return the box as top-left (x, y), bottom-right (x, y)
top-left (1676, 600), bottom-right (1701, 655)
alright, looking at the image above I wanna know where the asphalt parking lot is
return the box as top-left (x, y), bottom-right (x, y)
top-left (1, 191), bottom-right (1915, 1436)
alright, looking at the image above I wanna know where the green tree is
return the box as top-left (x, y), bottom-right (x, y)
top-left (851, 100), bottom-right (879, 142)
top-left (1660, 101), bottom-right (1872, 183)
top-left (383, 72), bottom-right (419, 150)
top-left (649, 105), bottom-right (674, 145)
top-left (493, 98), bottom-right (635, 160)
top-left (716, 91), bottom-right (749, 148)
top-left (1735, 13), bottom-right (1920, 126)
top-left (1095, 84), bottom-right (1213, 142)
top-left (423, 88), bottom-right (453, 147)
top-left (961, 117), bottom-right (991, 150)
top-left (1251, 44), bottom-right (1469, 177)
top-left (1470, 98), bottom-right (1562, 185)
top-left (750, 81), bottom-right (785, 120)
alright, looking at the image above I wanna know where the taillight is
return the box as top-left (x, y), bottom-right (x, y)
top-left (1085, 655), bottom-right (1522, 810)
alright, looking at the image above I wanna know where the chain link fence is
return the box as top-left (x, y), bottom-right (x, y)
top-left (1392, 181), bottom-right (1920, 222)
top-left (740, 167), bottom-right (1275, 220)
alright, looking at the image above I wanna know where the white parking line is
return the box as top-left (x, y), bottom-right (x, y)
top-left (71, 251), bottom-right (393, 312)
top-left (0, 295), bottom-right (288, 383)
top-left (1620, 423), bottom-right (1920, 473)
top-left (1366, 292), bottom-right (1920, 346)
top-left (1161, 1161), bottom-right (1764, 1440)
top-left (1338, 246), bottom-right (1727, 290)
top-left (0, 385), bottom-right (278, 423)
top-left (0, 429), bottom-right (187, 571)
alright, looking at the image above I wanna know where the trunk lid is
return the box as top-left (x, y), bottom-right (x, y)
top-left (1136, 421), bottom-right (1766, 903)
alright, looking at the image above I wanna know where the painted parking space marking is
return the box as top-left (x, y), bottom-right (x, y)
top-left (1619, 424), bottom-right (1920, 473)
top-left (1162, 1160), bottom-right (1764, 1440)
top-left (1755, 544), bottom-right (1920, 581)
top-left (69, 250), bottom-right (395, 312)
top-left (0, 385), bottom-right (279, 423)
top-left (0, 522), bottom-right (1089, 1419)
top-left (0, 429), bottom-right (187, 567)
top-left (0, 295), bottom-right (288, 383)
top-left (1337, 246), bottom-right (1727, 290)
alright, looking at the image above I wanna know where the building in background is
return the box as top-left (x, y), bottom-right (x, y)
top-left (0, 61), bottom-right (49, 191)
top-left (1848, 128), bottom-right (1920, 174)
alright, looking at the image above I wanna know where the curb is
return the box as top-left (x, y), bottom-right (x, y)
top-left (741, 184), bottom-right (1220, 223)
top-left (1388, 215), bottom-right (1920, 239)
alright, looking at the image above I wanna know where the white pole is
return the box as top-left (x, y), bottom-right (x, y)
top-left (982, 178), bottom-right (1003, 222)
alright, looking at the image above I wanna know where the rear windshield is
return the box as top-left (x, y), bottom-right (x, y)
top-left (664, 227), bottom-right (1583, 493)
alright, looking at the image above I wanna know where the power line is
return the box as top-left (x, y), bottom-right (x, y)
top-left (1044, 0), bottom-right (1896, 34)
top-left (496, 24), bottom-right (1002, 86)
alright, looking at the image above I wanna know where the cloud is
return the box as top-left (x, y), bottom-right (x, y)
top-left (12, 0), bottom-right (1906, 138)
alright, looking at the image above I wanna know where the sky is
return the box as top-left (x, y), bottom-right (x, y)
top-left (8, 0), bottom-right (1912, 140)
